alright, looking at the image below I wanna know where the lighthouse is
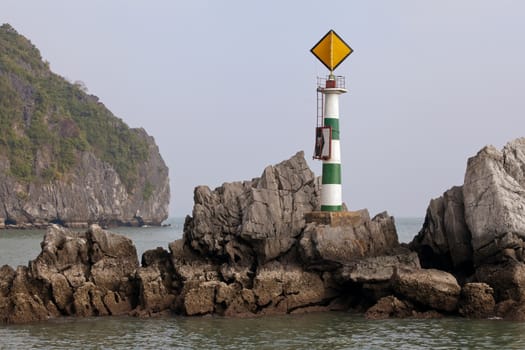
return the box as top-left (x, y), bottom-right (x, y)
top-left (311, 30), bottom-right (353, 212)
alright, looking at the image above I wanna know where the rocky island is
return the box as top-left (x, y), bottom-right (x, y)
top-left (4, 139), bottom-right (525, 324)
top-left (0, 24), bottom-right (169, 228)
top-left (2, 23), bottom-right (525, 325)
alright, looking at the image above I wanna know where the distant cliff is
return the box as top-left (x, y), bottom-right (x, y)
top-left (0, 23), bottom-right (169, 227)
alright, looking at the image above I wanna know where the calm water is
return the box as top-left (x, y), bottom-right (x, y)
top-left (396, 217), bottom-right (424, 243)
top-left (3, 217), bottom-right (524, 349)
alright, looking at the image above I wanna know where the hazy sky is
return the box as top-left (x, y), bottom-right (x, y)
top-left (2, 1), bottom-right (525, 218)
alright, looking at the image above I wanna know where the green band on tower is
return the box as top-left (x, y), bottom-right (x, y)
top-left (322, 163), bottom-right (341, 184)
top-left (324, 118), bottom-right (339, 140)
top-left (321, 204), bottom-right (344, 211)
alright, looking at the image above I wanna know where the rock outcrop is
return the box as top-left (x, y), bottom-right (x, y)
top-left (365, 296), bottom-right (414, 319)
top-left (299, 210), bottom-right (399, 270)
top-left (411, 138), bottom-right (525, 269)
top-left (8, 145), bottom-right (525, 324)
top-left (463, 141), bottom-right (525, 265)
top-left (184, 151), bottom-right (319, 265)
top-left (0, 225), bottom-right (139, 323)
top-left (1, 151), bottom-right (428, 324)
top-left (391, 268), bottom-right (461, 312)
top-left (410, 138), bottom-right (525, 319)
top-left (458, 283), bottom-right (495, 318)
top-left (410, 186), bottom-right (472, 271)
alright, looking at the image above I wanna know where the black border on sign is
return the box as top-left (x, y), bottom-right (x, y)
top-left (310, 29), bottom-right (354, 72)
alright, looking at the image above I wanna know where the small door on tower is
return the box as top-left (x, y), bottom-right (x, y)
top-left (314, 126), bottom-right (331, 160)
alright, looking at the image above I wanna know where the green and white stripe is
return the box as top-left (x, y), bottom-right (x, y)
top-left (321, 87), bottom-right (346, 211)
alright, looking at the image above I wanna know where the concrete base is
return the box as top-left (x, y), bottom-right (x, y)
top-left (305, 210), bottom-right (367, 227)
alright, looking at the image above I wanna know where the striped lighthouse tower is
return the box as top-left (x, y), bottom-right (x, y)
top-left (320, 77), bottom-right (347, 211)
top-left (310, 30), bottom-right (353, 212)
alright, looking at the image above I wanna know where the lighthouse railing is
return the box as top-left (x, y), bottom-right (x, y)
top-left (316, 75), bottom-right (345, 89)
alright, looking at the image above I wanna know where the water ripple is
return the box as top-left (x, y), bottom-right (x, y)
top-left (2, 313), bottom-right (525, 349)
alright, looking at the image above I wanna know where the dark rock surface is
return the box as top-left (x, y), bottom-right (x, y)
top-left (365, 296), bottom-right (414, 319)
top-left (458, 283), bottom-right (495, 318)
top-left (410, 186), bottom-right (472, 271)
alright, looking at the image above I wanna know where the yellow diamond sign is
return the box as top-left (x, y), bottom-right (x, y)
top-left (311, 30), bottom-right (353, 72)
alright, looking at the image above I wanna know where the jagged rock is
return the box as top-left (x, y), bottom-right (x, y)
top-left (184, 151), bottom-right (319, 265)
top-left (365, 296), bottom-right (414, 319)
top-left (299, 211), bottom-right (399, 270)
top-left (4, 150), bottom-right (476, 324)
top-left (135, 266), bottom-right (175, 314)
top-left (173, 152), bottom-right (404, 318)
top-left (253, 263), bottom-right (284, 309)
top-left (334, 251), bottom-right (420, 284)
top-left (411, 138), bottom-right (525, 272)
top-left (8, 292), bottom-right (50, 324)
top-left (103, 291), bottom-right (134, 316)
top-left (392, 268), bottom-right (460, 312)
top-left (333, 252), bottom-right (421, 304)
top-left (142, 247), bottom-right (172, 268)
top-left (0, 265), bottom-right (16, 318)
top-left (405, 137), bottom-right (525, 319)
top-left (134, 247), bottom-right (177, 316)
top-left (169, 239), bottom-right (221, 284)
top-left (73, 282), bottom-right (109, 317)
top-left (334, 252), bottom-right (420, 304)
top-left (410, 186), bottom-right (472, 270)
top-left (494, 299), bottom-right (525, 320)
top-left (168, 239), bottom-right (223, 315)
top-left (253, 261), bottom-right (335, 314)
top-left (182, 281), bottom-right (219, 316)
top-left (219, 263), bottom-right (253, 288)
top-left (0, 225), bottom-right (143, 323)
top-left (473, 261), bottom-right (525, 301)
top-left (365, 295), bottom-right (445, 320)
top-left (89, 224), bottom-right (138, 295)
top-left (215, 282), bottom-right (257, 317)
top-left (463, 140), bottom-right (525, 265)
top-left (0, 264), bottom-right (14, 289)
top-left (82, 226), bottom-right (139, 314)
top-left (458, 283), bottom-right (495, 318)
top-left (27, 225), bottom-right (138, 316)
top-left (7, 266), bottom-right (57, 323)
top-left (28, 225), bottom-right (90, 315)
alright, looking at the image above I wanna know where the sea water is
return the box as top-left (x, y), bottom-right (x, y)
top-left (2, 217), bottom-right (525, 350)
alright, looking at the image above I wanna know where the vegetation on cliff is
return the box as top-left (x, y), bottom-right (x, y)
top-left (0, 23), bottom-right (148, 191)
